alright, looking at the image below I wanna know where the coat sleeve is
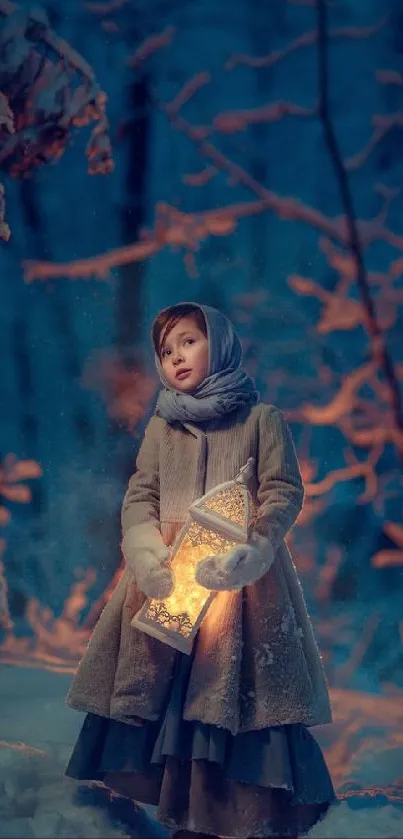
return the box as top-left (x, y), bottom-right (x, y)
top-left (121, 415), bottom-right (161, 535)
top-left (253, 404), bottom-right (304, 548)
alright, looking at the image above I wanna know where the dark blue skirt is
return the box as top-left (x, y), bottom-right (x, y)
top-left (66, 651), bottom-right (335, 837)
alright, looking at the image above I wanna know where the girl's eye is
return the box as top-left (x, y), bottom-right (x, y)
top-left (162, 338), bottom-right (194, 357)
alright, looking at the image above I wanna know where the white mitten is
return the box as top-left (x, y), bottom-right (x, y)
top-left (195, 531), bottom-right (273, 591)
top-left (121, 522), bottom-right (174, 600)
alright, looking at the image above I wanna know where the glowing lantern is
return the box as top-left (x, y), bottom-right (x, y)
top-left (131, 457), bottom-right (256, 654)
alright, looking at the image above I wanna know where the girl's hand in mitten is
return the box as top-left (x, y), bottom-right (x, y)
top-left (133, 550), bottom-right (174, 600)
top-left (195, 532), bottom-right (273, 591)
top-left (121, 522), bottom-right (174, 600)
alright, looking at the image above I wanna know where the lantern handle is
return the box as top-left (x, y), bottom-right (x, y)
top-left (234, 457), bottom-right (255, 485)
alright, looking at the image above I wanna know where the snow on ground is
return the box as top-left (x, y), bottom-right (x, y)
top-left (0, 665), bottom-right (402, 838)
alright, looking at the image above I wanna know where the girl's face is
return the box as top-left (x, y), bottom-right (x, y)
top-left (160, 315), bottom-right (209, 392)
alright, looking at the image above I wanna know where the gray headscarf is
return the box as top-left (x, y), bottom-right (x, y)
top-left (151, 301), bottom-right (260, 424)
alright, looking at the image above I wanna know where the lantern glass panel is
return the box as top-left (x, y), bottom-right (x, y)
top-left (140, 521), bottom-right (237, 638)
top-left (131, 460), bottom-right (256, 653)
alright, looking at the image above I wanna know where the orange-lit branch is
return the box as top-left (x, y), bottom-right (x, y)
top-left (376, 69), bottom-right (403, 87)
top-left (0, 455), bottom-right (42, 629)
top-left (306, 449), bottom-right (382, 503)
top-left (22, 80), bottom-right (403, 283)
top-left (346, 114), bottom-right (403, 171)
top-left (0, 182), bottom-right (10, 242)
top-left (0, 91), bottom-right (14, 241)
top-left (183, 165), bottom-right (218, 187)
top-left (22, 195), bottom-right (349, 282)
top-left (126, 25), bottom-right (176, 67)
top-left (316, 0), bottom-right (403, 453)
top-left (24, 237), bottom-right (161, 282)
top-left (372, 520), bottom-right (403, 568)
top-left (167, 72), bottom-right (211, 112)
top-left (211, 101), bottom-right (315, 134)
top-left (0, 552), bottom-right (12, 630)
top-left (288, 362), bottom-right (378, 427)
top-left (0, 571), bottom-right (94, 670)
top-left (289, 266), bottom-right (401, 334)
top-left (289, 359), bottom-right (403, 453)
top-left (165, 71), bottom-right (315, 133)
top-left (225, 21), bottom-right (384, 70)
top-left (81, 351), bottom-right (156, 431)
top-left (0, 1), bottom-right (96, 79)
top-left (84, 0), bottom-right (127, 14)
top-left (0, 456), bottom-right (42, 524)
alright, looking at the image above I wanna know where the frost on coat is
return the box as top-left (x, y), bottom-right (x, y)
top-left (67, 403), bottom-right (332, 734)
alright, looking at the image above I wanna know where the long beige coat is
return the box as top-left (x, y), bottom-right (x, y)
top-left (66, 403), bottom-right (332, 735)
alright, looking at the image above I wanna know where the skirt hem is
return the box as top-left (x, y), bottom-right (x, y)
top-left (66, 649), bottom-right (335, 839)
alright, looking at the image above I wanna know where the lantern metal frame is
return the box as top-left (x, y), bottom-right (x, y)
top-left (131, 458), bottom-right (255, 654)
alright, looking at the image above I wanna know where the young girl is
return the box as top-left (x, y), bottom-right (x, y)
top-left (66, 301), bottom-right (335, 839)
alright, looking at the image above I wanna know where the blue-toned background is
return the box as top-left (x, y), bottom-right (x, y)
top-left (0, 1), bottom-right (403, 834)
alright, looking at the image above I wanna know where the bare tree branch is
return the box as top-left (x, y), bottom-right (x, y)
top-left (315, 0), bottom-right (403, 453)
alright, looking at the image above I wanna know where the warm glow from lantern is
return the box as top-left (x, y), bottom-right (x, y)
top-left (131, 459), bottom-right (256, 653)
top-left (143, 525), bottom-right (237, 635)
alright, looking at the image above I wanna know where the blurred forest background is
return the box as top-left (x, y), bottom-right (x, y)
top-left (0, 0), bottom-right (402, 700)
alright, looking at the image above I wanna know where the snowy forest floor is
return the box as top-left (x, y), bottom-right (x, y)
top-left (0, 666), bottom-right (402, 838)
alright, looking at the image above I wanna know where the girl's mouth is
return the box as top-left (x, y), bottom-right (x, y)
top-left (176, 370), bottom-right (192, 380)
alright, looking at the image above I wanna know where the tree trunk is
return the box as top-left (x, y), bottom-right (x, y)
top-left (19, 179), bottom-right (95, 453)
top-left (116, 73), bottom-right (152, 357)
